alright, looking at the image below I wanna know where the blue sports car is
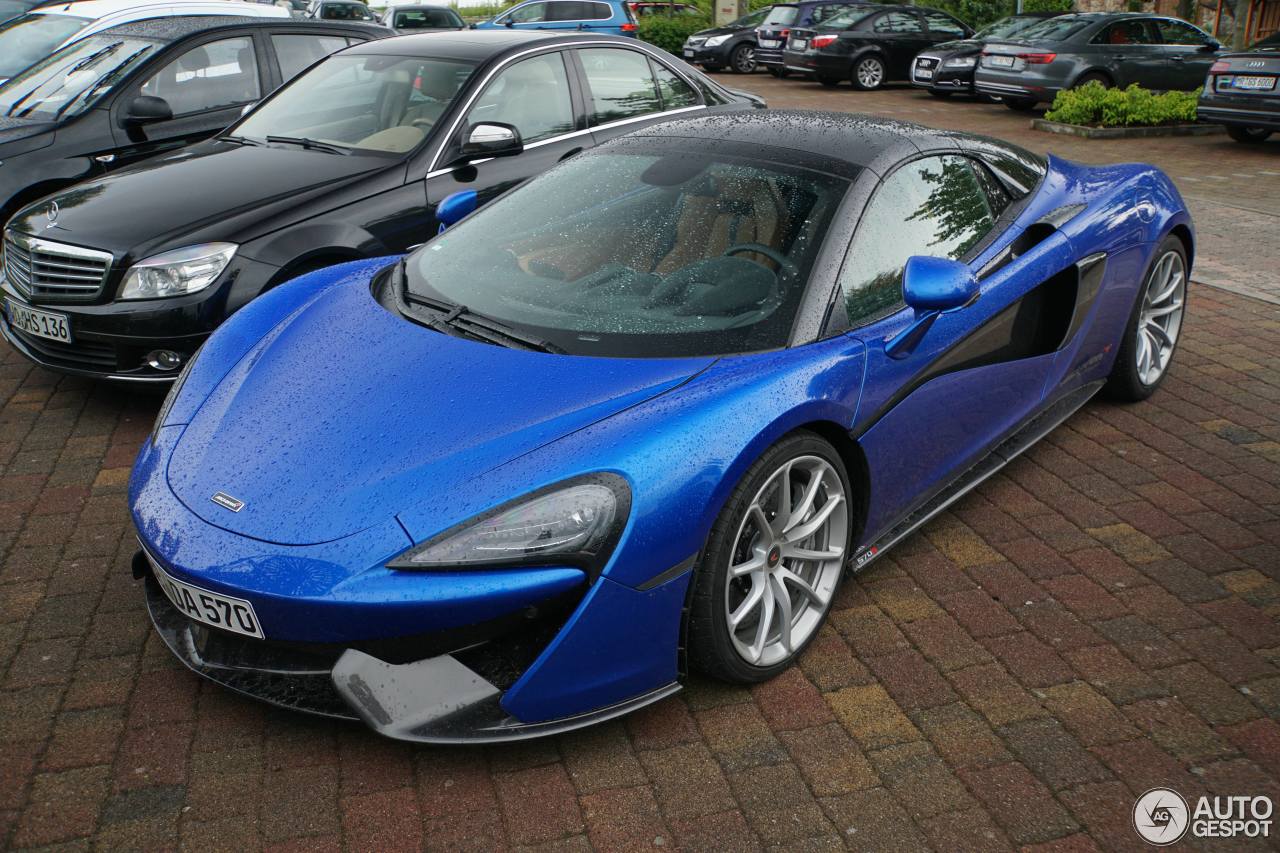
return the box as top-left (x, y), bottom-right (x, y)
top-left (130, 111), bottom-right (1193, 742)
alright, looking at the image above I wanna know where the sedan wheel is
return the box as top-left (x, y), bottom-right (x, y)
top-left (730, 43), bottom-right (756, 73)
top-left (852, 56), bottom-right (885, 90)
top-left (1227, 126), bottom-right (1273, 143)
top-left (1105, 235), bottom-right (1188, 401)
top-left (687, 433), bottom-right (851, 682)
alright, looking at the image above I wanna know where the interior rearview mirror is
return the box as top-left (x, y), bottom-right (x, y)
top-left (886, 256), bottom-right (979, 359)
top-left (122, 95), bottom-right (173, 126)
top-left (459, 122), bottom-right (523, 161)
top-left (436, 190), bottom-right (478, 233)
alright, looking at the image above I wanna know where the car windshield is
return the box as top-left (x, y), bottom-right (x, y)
top-left (734, 7), bottom-right (768, 26)
top-left (1251, 31), bottom-right (1280, 51)
top-left (404, 147), bottom-right (852, 358)
top-left (0, 13), bottom-right (92, 79)
top-left (0, 35), bottom-right (156, 119)
top-left (761, 5), bottom-right (797, 26)
top-left (976, 15), bottom-right (1048, 40)
top-left (393, 7), bottom-right (462, 27)
top-left (233, 53), bottom-right (476, 154)
top-left (1012, 14), bottom-right (1093, 42)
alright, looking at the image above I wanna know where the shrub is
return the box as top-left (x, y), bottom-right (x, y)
top-left (637, 13), bottom-right (713, 53)
top-left (1044, 82), bottom-right (1200, 127)
top-left (1021, 0), bottom-right (1074, 12)
top-left (931, 0), bottom-right (1008, 32)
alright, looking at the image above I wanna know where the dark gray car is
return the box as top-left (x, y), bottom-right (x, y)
top-left (973, 12), bottom-right (1221, 110)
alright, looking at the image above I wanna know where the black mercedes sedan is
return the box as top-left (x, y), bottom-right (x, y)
top-left (0, 16), bottom-right (389, 228)
top-left (681, 5), bottom-right (769, 73)
top-left (0, 30), bottom-right (762, 382)
top-left (782, 4), bottom-right (972, 90)
top-left (973, 12), bottom-right (1222, 110)
top-left (910, 11), bottom-right (1060, 98)
top-left (1198, 31), bottom-right (1279, 143)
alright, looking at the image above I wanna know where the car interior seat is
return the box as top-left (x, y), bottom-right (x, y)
top-left (654, 176), bottom-right (785, 274)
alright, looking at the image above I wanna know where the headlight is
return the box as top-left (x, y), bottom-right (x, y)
top-left (120, 243), bottom-right (237, 300)
top-left (704, 34), bottom-right (731, 47)
top-left (944, 56), bottom-right (976, 68)
top-left (389, 474), bottom-right (630, 574)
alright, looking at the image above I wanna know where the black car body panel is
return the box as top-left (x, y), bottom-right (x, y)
top-left (910, 12), bottom-right (1061, 96)
top-left (753, 0), bottom-right (874, 71)
top-left (0, 16), bottom-right (390, 226)
top-left (782, 4), bottom-right (971, 85)
top-left (0, 30), bottom-right (760, 382)
top-left (680, 6), bottom-right (767, 72)
top-left (1198, 37), bottom-right (1280, 134)
top-left (973, 12), bottom-right (1221, 107)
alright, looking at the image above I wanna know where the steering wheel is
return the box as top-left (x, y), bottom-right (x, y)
top-left (724, 243), bottom-right (798, 278)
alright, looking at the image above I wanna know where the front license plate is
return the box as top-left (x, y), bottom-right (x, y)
top-left (683, 48), bottom-right (694, 57)
top-left (1234, 75), bottom-right (1276, 90)
top-left (4, 297), bottom-right (72, 343)
top-left (989, 55), bottom-right (1015, 67)
top-left (916, 67), bottom-right (934, 79)
top-left (759, 38), bottom-right (779, 47)
top-left (149, 557), bottom-right (265, 638)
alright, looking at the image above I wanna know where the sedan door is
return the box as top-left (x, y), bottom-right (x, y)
top-left (1151, 17), bottom-right (1220, 89)
top-left (426, 49), bottom-right (588, 228)
top-left (1090, 19), bottom-right (1166, 88)
top-left (108, 32), bottom-right (269, 169)
top-left (867, 10), bottom-right (932, 79)
top-left (576, 45), bottom-right (706, 147)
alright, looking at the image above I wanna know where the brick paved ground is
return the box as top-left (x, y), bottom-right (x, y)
top-left (2, 81), bottom-right (1279, 851)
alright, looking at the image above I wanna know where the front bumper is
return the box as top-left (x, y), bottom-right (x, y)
top-left (911, 55), bottom-right (976, 93)
top-left (0, 254), bottom-right (279, 382)
top-left (682, 41), bottom-right (733, 66)
top-left (144, 572), bottom-right (680, 743)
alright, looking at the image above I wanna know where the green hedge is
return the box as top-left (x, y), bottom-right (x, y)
top-left (637, 14), bottom-right (713, 53)
top-left (1045, 82), bottom-right (1200, 127)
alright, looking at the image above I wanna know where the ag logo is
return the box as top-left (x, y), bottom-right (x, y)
top-left (1134, 788), bottom-right (1190, 845)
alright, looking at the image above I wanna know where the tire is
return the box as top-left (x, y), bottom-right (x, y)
top-left (1227, 126), bottom-right (1273, 143)
top-left (686, 432), bottom-right (852, 683)
top-left (701, 63), bottom-right (723, 73)
top-left (817, 75), bottom-right (841, 87)
top-left (1072, 72), bottom-right (1112, 89)
top-left (851, 55), bottom-right (886, 90)
top-left (1003, 96), bottom-right (1037, 111)
top-left (729, 43), bottom-right (756, 74)
top-left (1104, 234), bottom-right (1188, 402)
top-left (929, 90), bottom-right (952, 98)
top-left (768, 67), bottom-right (790, 78)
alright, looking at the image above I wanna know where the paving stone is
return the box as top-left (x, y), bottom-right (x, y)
top-left (825, 684), bottom-right (920, 751)
top-left (960, 762), bottom-right (1080, 846)
top-left (997, 717), bottom-right (1112, 791)
top-left (820, 787), bottom-right (930, 853)
top-left (493, 763), bottom-right (584, 846)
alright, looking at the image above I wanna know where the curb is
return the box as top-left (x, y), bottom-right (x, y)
top-left (1030, 119), bottom-right (1226, 139)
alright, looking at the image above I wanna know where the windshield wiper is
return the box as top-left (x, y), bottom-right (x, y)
top-left (265, 134), bottom-right (350, 155)
top-left (221, 134), bottom-right (265, 147)
top-left (396, 262), bottom-right (564, 354)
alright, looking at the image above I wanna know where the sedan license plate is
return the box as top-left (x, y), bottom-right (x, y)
top-left (989, 55), bottom-right (1015, 67)
top-left (789, 38), bottom-right (807, 50)
top-left (4, 298), bottom-right (71, 343)
top-left (149, 557), bottom-right (265, 638)
top-left (759, 38), bottom-right (779, 47)
top-left (1234, 75), bottom-right (1276, 90)
top-left (916, 67), bottom-right (934, 79)
top-left (683, 48), bottom-right (694, 57)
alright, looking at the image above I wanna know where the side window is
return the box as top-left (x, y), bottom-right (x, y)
top-left (1093, 20), bottom-right (1154, 45)
top-left (580, 48), bottom-right (662, 125)
top-left (810, 4), bottom-right (856, 25)
top-left (140, 37), bottom-right (260, 116)
top-left (970, 160), bottom-right (1011, 217)
top-left (838, 156), bottom-right (995, 327)
top-left (506, 2), bottom-right (548, 23)
top-left (1154, 18), bottom-right (1209, 45)
top-left (650, 59), bottom-right (699, 109)
top-left (546, 1), bottom-right (610, 20)
top-left (874, 11), bottom-right (923, 33)
top-left (272, 34), bottom-right (348, 81)
top-left (464, 52), bottom-right (574, 144)
top-left (923, 11), bottom-right (966, 37)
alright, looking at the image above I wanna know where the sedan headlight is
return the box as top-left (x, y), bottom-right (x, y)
top-left (944, 56), bottom-right (976, 68)
top-left (390, 474), bottom-right (630, 574)
top-left (120, 243), bottom-right (237, 300)
top-left (704, 34), bottom-right (731, 47)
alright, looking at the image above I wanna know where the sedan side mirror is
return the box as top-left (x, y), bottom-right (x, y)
top-left (123, 95), bottom-right (173, 126)
top-left (1201, 40), bottom-right (1221, 52)
top-left (436, 190), bottom-right (478, 233)
top-left (886, 256), bottom-right (979, 359)
top-left (459, 122), bottom-right (523, 160)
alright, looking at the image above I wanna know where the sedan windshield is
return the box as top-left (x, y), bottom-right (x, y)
top-left (761, 5), bottom-right (797, 26)
top-left (233, 53), bottom-right (476, 154)
top-left (0, 35), bottom-right (156, 120)
top-left (976, 15), bottom-right (1050, 40)
top-left (0, 13), bottom-right (92, 79)
top-left (404, 147), bottom-right (851, 358)
top-left (1011, 14), bottom-right (1093, 42)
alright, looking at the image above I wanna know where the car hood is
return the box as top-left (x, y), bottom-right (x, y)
top-left (166, 276), bottom-right (714, 546)
top-left (692, 23), bottom-right (747, 36)
top-left (7, 140), bottom-right (392, 258)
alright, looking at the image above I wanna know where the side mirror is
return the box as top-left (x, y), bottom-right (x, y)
top-left (123, 95), bottom-right (173, 126)
top-left (504, 18), bottom-right (515, 26)
top-left (1201, 40), bottom-right (1221, 52)
top-left (436, 189), bottom-right (477, 233)
top-left (885, 256), bottom-right (978, 359)
top-left (459, 122), bottom-right (523, 160)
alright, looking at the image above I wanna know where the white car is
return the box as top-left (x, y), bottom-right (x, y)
top-left (379, 2), bottom-right (462, 32)
top-left (0, 0), bottom-right (287, 83)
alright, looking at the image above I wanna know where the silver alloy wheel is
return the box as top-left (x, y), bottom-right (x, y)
top-left (724, 455), bottom-right (847, 667)
top-left (734, 44), bottom-right (756, 73)
top-left (856, 57), bottom-right (883, 88)
top-left (1135, 249), bottom-right (1186, 386)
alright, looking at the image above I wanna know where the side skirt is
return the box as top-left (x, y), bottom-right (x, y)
top-left (850, 380), bottom-right (1104, 572)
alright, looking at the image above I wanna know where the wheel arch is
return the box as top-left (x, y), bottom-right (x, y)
top-left (1166, 222), bottom-right (1194, 274)
top-left (801, 420), bottom-right (871, 546)
top-left (266, 248), bottom-right (369, 290)
top-left (1069, 67), bottom-right (1114, 88)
